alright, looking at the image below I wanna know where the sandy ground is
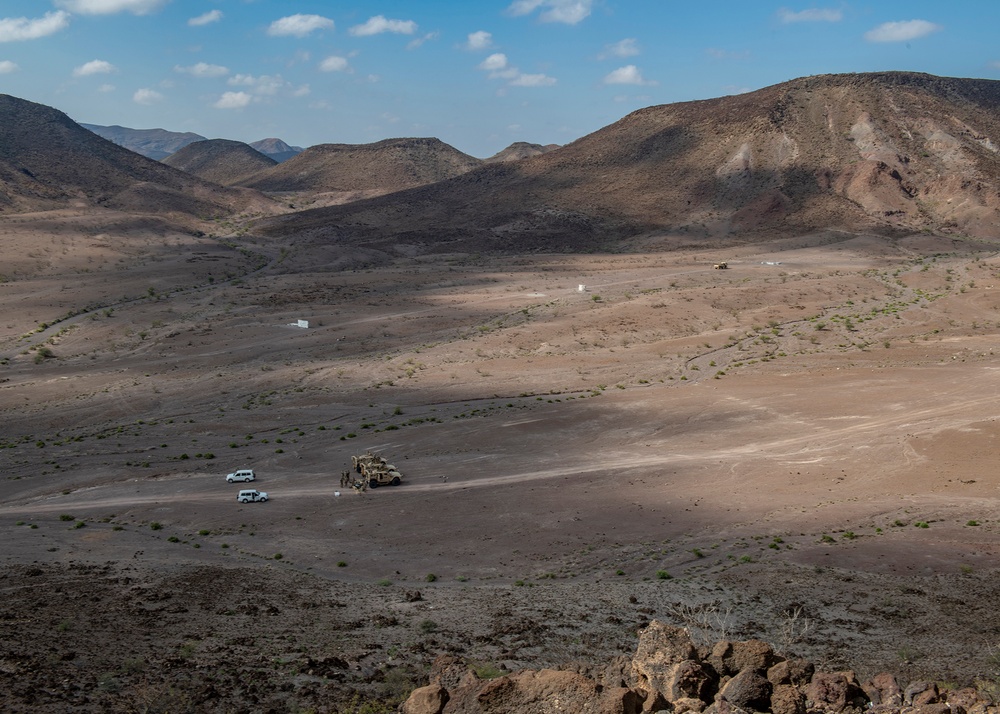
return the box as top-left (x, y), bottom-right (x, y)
top-left (1, 212), bottom-right (999, 711)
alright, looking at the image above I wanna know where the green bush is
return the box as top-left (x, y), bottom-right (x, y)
top-left (655, 570), bottom-right (672, 580)
top-left (59, 514), bottom-right (74, 521)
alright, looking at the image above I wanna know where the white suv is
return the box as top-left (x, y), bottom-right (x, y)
top-left (237, 489), bottom-right (268, 503)
top-left (226, 469), bottom-right (255, 483)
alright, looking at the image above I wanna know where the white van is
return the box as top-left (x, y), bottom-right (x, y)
top-left (226, 469), bottom-right (255, 483)
top-left (237, 489), bottom-right (268, 503)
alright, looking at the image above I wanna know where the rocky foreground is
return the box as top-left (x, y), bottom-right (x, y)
top-left (402, 621), bottom-right (1000, 714)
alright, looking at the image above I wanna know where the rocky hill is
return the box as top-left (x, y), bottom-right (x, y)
top-left (249, 137), bottom-right (303, 163)
top-left (238, 137), bottom-right (483, 196)
top-left (485, 141), bottom-right (561, 163)
top-left (81, 123), bottom-right (206, 160)
top-left (162, 139), bottom-right (278, 186)
top-left (401, 621), bottom-right (1000, 714)
top-left (0, 96), bottom-right (275, 219)
top-left (255, 72), bottom-right (1000, 252)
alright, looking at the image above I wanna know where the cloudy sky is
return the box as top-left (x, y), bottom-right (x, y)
top-left (1, 1), bottom-right (997, 157)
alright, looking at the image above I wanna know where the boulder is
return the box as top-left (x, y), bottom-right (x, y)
top-left (862, 672), bottom-right (902, 707)
top-left (911, 705), bottom-right (951, 714)
top-left (905, 681), bottom-right (940, 706)
top-left (718, 669), bottom-right (772, 711)
top-left (442, 668), bottom-right (640, 714)
top-left (767, 659), bottom-right (814, 687)
top-left (429, 654), bottom-right (474, 692)
top-left (730, 640), bottom-right (781, 675)
top-left (770, 683), bottom-right (806, 714)
top-left (631, 621), bottom-right (708, 707)
top-left (709, 639), bottom-right (780, 677)
top-left (401, 683), bottom-right (448, 714)
top-left (674, 697), bottom-right (708, 714)
top-left (946, 687), bottom-right (984, 714)
top-left (804, 671), bottom-right (869, 713)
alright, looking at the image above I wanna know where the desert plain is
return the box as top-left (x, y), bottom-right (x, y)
top-left (0, 207), bottom-right (998, 711)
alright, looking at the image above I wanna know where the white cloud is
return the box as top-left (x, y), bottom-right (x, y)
top-left (507, 0), bottom-right (545, 16)
top-left (991, 61), bottom-right (1000, 70)
top-left (864, 19), bottom-right (942, 42)
top-left (319, 55), bottom-right (350, 72)
top-left (407, 31), bottom-right (438, 50)
top-left (603, 65), bottom-right (655, 86)
top-left (73, 59), bottom-right (116, 76)
top-left (55, 0), bottom-right (168, 15)
top-left (228, 74), bottom-right (284, 95)
top-left (0, 11), bottom-right (70, 42)
top-left (507, 0), bottom-right (593, 25)
top-left (292, 84), bottom-right (310, 97)
top-left (0, 60), bottom-right (19, 73)
top-left (778, 8), bottom-right (842, 23)
top-left (510, 73), bottom-right (556, 87)
top-left (214, 91), bottom-right (251, 109)
top-left (98, 83), bottom-right (114, 92)
top-left (466, 30), bottom-right (494, 50)
top-left (188, 9), bottom-right (222, 27)
top-left (175, 62), bottom-right (228, 78)
top-left (478, 53), bottom-right (509, 71)
top-left (349, 15), bottom-right (417, 36)
top-left (133, 88), bottom-right (163, 105)
top-left (478, 53), bottom-right (555, 87)
top-left (599, 38), bottom-right (639, 59)
top-left (267, 14), bottom-right (334, 38)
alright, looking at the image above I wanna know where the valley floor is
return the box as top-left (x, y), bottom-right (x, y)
top-left (1, 217), bottom-right (998, 710)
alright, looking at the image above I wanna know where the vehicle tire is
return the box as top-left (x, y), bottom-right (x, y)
top-left (391, 477), bottom-right (400, 486)
top-left (369, 479), bottom-right (378, 489)
top-left (240, 498), bottom-right (248, 503)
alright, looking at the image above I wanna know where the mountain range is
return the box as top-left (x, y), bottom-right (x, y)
top-left (0, 95), bottom-right (275, 220)
top-left (5, 72), bottom-right (1000, 249)
top-left (82, 123), bottom-right (304, 163)
top-left (252, 72), bottom-right (1000, 252)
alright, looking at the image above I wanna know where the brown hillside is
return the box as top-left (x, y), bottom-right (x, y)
top-left (0, 94), bottom-right (275, 220)
top-left (255, 72), bottom-right (1000, 252)
top-left (484, 141), bottom-right (561, 163)
top-left (239, 136), bottom-right (482, 197)
top-left (162, 139), bottom-right (278, 187)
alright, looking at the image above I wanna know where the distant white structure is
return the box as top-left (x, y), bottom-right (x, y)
top-left (578, 284), bottom-right (586, 292)
top-left (296, 319), bottom-right (309, 328)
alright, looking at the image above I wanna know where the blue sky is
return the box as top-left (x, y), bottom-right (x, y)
top-left (1, 1), bottom-right (998, 158)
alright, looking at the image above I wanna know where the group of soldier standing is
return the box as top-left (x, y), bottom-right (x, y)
top-left (339, 470), bottom-right (367, 491)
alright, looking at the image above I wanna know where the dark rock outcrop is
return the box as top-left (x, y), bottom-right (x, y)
top-left (402, 620), bottom-right (1000, 714)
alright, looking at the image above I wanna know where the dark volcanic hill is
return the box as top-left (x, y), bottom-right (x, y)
top-left (0, 95), bottom-right (273, 218)
top-left (81, 123), bottom-right (206, 160)
top-left (249, 138), bottom-right (303, 163)
top-left (239, 137), bottom-right (482, 196)
top-left (484, 141), bottom-right (561, 163)
top-left (163, 139), bottom-right (278, 186)
top-left (256, 72), bottom-right (1000, 253)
